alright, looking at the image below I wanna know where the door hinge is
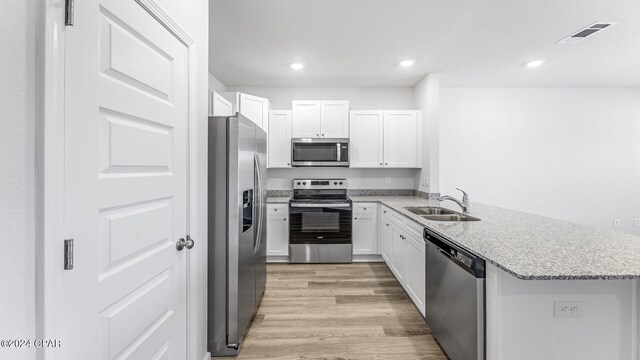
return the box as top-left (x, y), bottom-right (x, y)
top-left (65, 0), bottom-right (74, 26)
top-left (64, 239), bottom-right (74, 270)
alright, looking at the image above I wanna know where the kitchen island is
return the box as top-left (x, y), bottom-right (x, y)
top-left (350, 195), bottom-right (640, 360)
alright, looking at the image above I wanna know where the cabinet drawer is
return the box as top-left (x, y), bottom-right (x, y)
top-left (405, 219), bottom-right (424, 241)
top-left (267, 204), bottom-right (288, 218)
top-left (354, 203), bottom-right (376, 214)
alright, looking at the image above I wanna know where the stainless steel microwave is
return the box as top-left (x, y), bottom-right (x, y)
top-left (291, 138), bottom-right (349, 167)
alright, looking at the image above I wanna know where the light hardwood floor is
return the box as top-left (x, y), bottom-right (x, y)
top-left (229, 263), bottom-right (447, 359)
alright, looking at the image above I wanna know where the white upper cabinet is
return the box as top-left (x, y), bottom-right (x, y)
top-left (320, 101), bottom-right (349, 138)
top-left (239, 93), bottom-right (270, 131)
top-left (218, 92), bottom-right (270, 132)
top-left (349, 110), bottom-right (421, 168)
top-left (349, 110), bottom-right (384, 167)
top-left (210, 91), bottom-right (233, 116)
top-left (268, 110), bottom-right (292, 168)
top-left (292, 101), bottom-right (321, 138)
top-left (383, 110), bottom-right (422, 168)
top-left (292, 100), bottom-right (349, 138)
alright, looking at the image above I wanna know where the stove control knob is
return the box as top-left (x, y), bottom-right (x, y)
top-left (334, 181), bottom-right (338, 185)
top-left (303, 182), bottom-right (307, 185)
top-left (297, 182), bottom-right (301, 185)
top-left (339, 181), bottom-right (343, 185)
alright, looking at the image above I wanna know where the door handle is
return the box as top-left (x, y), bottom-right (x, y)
top-left (185, 235), bottom-right (195, 250)
top-left (176, 238), bottom-right (186, 251)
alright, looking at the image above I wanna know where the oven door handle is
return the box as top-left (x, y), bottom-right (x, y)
top-left (290, 203), bottom-right (351, 208)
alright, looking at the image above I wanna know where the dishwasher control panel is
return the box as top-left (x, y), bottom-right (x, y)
top-left (455, 252), bottom-right (473, 267)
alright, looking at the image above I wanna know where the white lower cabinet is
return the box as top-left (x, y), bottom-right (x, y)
top-left (379, 205), bottom-right (426, 316)
top-left (352, 203), bottom-right (377, 255)
top-left (266, 204), bottom-right (289, 259)
top-left (390, 226), bottom-right (407, 283)
top-left (405, 234), bottom-right (426, 316)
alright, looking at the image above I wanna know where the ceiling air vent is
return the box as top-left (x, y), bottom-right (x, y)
top-left (558, 22), bottom-right (617, 44)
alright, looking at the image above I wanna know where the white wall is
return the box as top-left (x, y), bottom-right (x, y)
top-left (227, 86), bottom-right (416, 110)
top-left (440, 87), bottom-right (640, 235)
top-left (414, 75), bottom-right (440, 194)
top-left (267, 168), bottom-right (418, 190)
top-left (0, 1), bottom-right (36, 359)
top-left (208, 73), bottom-right (227, 93)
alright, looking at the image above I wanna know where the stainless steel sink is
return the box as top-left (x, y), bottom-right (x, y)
top-left (404, 206), bottom-right (481, 222)
top-left (404, 207), bottom-right (457, 216)
top-left (421, 214), bottom-right (481, 222)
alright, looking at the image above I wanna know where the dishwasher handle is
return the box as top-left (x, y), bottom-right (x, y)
top-left (424, 228), bottom-right (486, 278)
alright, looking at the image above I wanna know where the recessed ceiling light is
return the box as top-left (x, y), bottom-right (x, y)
top-left (399, 60), bottom-right (415, 68)
top-left (290, 63), bottom-right (304, 70)
top-left (525, 59), bottom-right (546, 68)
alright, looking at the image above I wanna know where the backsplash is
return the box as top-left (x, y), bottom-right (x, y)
top-left (266, 189), bottom-right (439, 198)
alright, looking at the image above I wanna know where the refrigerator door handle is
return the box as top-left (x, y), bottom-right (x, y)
top-left (253, 154), bottom-right (264, 254)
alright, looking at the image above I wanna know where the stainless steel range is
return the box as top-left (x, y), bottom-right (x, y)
top-left (288, 179), bottom-right (352, 263)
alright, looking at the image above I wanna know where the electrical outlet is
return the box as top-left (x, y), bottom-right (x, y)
top-left (384, 177), bottom-right (391, 185)
top-left (554, 301), bottom-right (583, 318)
top-left (613, 219), bottom-right (620, 227)
top-left (634, 218), bottom-right (640, 227)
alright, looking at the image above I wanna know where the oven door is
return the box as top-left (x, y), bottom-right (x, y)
top-left (289, 202), bottom-right (352, 244)
top-left (291, 139), bottom-right (349, 167)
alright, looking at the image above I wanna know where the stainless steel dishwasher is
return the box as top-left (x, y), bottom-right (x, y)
top-left (424, 228), bottom-right (485, 360)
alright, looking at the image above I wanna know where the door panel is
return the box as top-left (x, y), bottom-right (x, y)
top-left (352, 214), bottom-right (376, 255)
top-left (240, 93), bottom-right (268, 130)
top-left (212, 91), bottom-right (233, 116)
top-left (292, 101), bottom-right (321, 138)
top-left (383, 111), bottom-right (420, 168)
top-left (320, 101), bottom-right (349, 138)
top-left (267, 111), bottom-right (292, 168)
top-left (391, 227), bottom-right (406, 283)
top-left (63, 0), bottom-right (189, 358)
top-left (349, 111), bottom-right (383, 167)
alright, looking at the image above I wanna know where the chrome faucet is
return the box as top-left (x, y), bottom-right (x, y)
top-left (439, 188), bottom-right (470, 213)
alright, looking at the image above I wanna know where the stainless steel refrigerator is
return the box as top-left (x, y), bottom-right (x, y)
top-left (208, 114), bottom-right (267, 356)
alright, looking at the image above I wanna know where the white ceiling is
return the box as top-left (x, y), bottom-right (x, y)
top-left (209, 0), bottom-right (640, 87)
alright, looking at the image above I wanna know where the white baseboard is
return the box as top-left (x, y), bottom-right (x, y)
top-left (203, 351), bottom-right (211, 360)
top-left (266, 255), bottom-right (289, 263)
top-left (267, 255), bottom-right (383, 263)
top-left (352, 254), bottom-right (384, 262)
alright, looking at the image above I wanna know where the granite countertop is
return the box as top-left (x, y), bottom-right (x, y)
top-left (266, 197), bottom-right (291, 204)
top-left (349, 196), bottom-right (640, 281)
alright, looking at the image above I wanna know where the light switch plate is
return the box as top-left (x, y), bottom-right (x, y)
top-left (634, 218), bottom-right (640, 227)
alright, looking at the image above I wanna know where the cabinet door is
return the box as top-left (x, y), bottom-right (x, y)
top-left (211, 91), bottom-right (233, 116)
top-left (292, 101), bottom-right (321, 138)
top-left (390, 226), bottom-right (406, 283)
top-left (268, 111), bottom-right (292, 168)
top-left (240, 93), bottom-right (269, 131)
top-left (405, 235), bottom-right (426, 315)
top-left (349, 111), bottom-right (383, 168)
top-left (381, 219), bottom-right (393, 263)
top-left (352, 213), bottom-right (376, 255)
top-left (267, 210), bottom-right (289, 256)
top-left (383, 110), bottom-right (421, 168)
top-left (320, 101), bottom-right (349, 138)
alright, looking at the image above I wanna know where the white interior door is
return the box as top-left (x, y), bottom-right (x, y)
top-left (61, 0), bottom-right (189, 358)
